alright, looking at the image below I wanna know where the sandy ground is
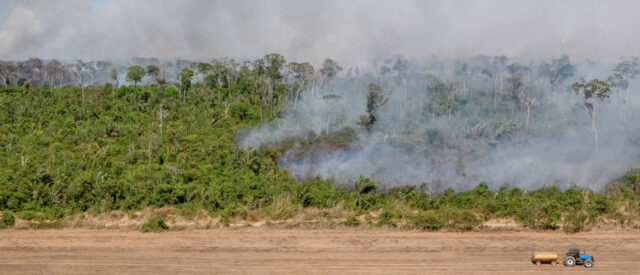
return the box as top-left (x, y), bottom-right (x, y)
top-left (0, 229), bottom-right (639, 274)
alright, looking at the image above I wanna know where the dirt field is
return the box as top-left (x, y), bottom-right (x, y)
top-left (0, 229), bottom-right (639, 274)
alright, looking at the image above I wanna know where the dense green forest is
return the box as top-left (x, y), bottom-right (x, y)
top-left (1, 55), bottom-right (640, 232)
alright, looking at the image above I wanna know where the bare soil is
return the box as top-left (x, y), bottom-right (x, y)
top-left (0, 229), bottom-right (638, 274)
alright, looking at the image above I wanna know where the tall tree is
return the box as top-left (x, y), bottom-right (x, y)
top-left (44, 60), bottom-right (62, 94)
top-left (263, 53), bottom-right (286, 82)
top-left (126, 65), bottom-right (145, 106)
top-left (572, 77), bottom-right (611, 153)
top-left (0, 61), bottom-right (15, 86)
top-left (608, 57), bottom-right (639, 121)
top-left (146, 65), bottom-right (160, 84)
top-left (287, 62), bottom-right (314, 108)
top-left (320, 58), bottom-right (342, 80)
top-left (547, 55), bottom-right (576, 87)
top-left (110, 67), bottom-right (118, 86)
top-left (179, 68), bottom-right (194, 102)
top-left (109, 67), bottom-right (118, 101)
top-left (196, 62), bottom-right (212, 83)
top-left (358, 83), bottom-right (388, 132)
top-left (72, 61), bottom-right (86, 107)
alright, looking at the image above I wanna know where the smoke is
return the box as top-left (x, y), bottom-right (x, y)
top-left (241, 57), bottom-right (640, 191)
top-left (3, 0), bottom-right (640, 65)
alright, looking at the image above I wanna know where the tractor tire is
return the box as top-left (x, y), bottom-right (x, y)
top-left (584, 260), bottom-right (594, 268)
top-left (564, 256), bottom-right (576, 266)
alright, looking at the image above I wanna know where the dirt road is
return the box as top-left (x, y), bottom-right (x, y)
top-left (0, 229), bottom-right (638, 274)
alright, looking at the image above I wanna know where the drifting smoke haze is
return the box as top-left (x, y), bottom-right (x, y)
top-left (240, 58), bottom-right (640, 191)
top-left (3, 0), bottom-right (640, 191)
top-left (3, 0), bottom-right (640, 64)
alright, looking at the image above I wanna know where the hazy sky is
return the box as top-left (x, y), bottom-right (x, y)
top-left (1, 0), bottom-right (639, 65)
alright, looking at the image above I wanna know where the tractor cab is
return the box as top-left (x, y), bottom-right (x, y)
top-left (564, 247), bottom-right (594, 268)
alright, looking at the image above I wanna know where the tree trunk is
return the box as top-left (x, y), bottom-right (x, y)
top-left (326, 113), bottom-right (330, 135)
top-left (621, 85), bottom-right (631, 122)
top-left (591, 109), bottom-right (599, 153)
top-left (500, 73), bottom-right (503, 95)
top-left (493, 77), bottom-right (497, 104)
top-left (526, 104), bottom-right (531, 127)
top-left (401, 78), bottom-right (407, 121)
top-left (134, 83), bottom-right (137, 106)
top-left (81, 84), bottom-right (85, 108)
top-left (293, 83), bottom-right (302, 108)
top-left (159, 105), bottom-right (163, 136)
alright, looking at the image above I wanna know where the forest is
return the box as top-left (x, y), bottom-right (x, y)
top-left (1, 54), bottom-right (640, 232)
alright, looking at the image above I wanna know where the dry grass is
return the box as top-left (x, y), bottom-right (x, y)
top-left (5, 202), bottom-right (640, 232)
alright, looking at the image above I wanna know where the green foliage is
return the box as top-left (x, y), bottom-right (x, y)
top-left (0, 57), bottom-right (637, 233)
top-left (343, 216), bottom-right (360, 227)
top-left (142, 216), bottom-right (169, 232)
top-left (146, 65), bottom-right (160, 81)
top-left (126, 65), bottom-right (145, 85)
top-left (355, 176), bottom-right (377, 195)
top-left (358, 83), bottom-right (387, 132)
top-left (298, 179), bottom-right (338, 208)
top-left (411, 211), bottom-right (445, 231)
top-left (377, 208), bottom-right (395, 227)
top-left (563, 212), bottom-right (588, 233)
top-left (180, 68), bottom-right (194, 90)
top-left (441, 209), bottom-right (481, 231)
top-left (18, 211), bottom-right (38, 221)
top-left (0, 211), bottom-right (15, 228)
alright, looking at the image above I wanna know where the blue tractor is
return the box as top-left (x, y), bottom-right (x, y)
top-left (564, 247), bottom-right (594, 268)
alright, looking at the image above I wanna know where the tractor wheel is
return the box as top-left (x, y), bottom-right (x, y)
top-left (536, 261), bottom-right (541, 266)
top-left (564, 256), bottom-right (576, 266)
top-left (584, 260), bottom-right (594, 268)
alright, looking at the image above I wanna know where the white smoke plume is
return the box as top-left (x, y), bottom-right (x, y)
top-left (3, 0), bottom-right (640, 65)
top-left (241, 58), bottom-right (640, 191)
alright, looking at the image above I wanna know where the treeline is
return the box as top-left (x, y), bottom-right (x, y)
top-left (0, 54), bottom-right (639, 232)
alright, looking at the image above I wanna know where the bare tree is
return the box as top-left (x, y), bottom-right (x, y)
top-left (608, 57), bottom-right (639, 122)
top-left (572, 77), bottom-right (612, 153)
top-left (0, 61), bottom-right (15, 86)
top-left (110, 67), bottom-right (118, 100)
top-left (287, 62), bottom-right (314, 108)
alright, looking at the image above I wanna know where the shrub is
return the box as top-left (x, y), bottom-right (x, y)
top-left (410, 211), bottom-right (444, 231)
top-left (355, 176), bottom-right (377, 195)
top-left (357, 193), bottom-right (382, 210)
top-left (343, 216), bottom-right (360, 227)
top-left (298, 180), bottom-right (337, 208)
top-left (18, 210), bottom-right (38, 221)
top-left (443, 209), bottom-right (480, 231)
top-left (589, 196), bottom-right (614, 216)
top-left (0, 211), bottom-right (15, 228)
top-left (142, 216), bottom-right (169, 232)
top-left (563, 213), bottom-right (588, 233)
top-left (377, 209), bottom-right (394, 226)
top-left (386, 186), bottom-right (416, 200)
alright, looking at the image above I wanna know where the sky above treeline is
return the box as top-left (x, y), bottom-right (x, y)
top-left (1, 0), bottom-right (640, 65)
